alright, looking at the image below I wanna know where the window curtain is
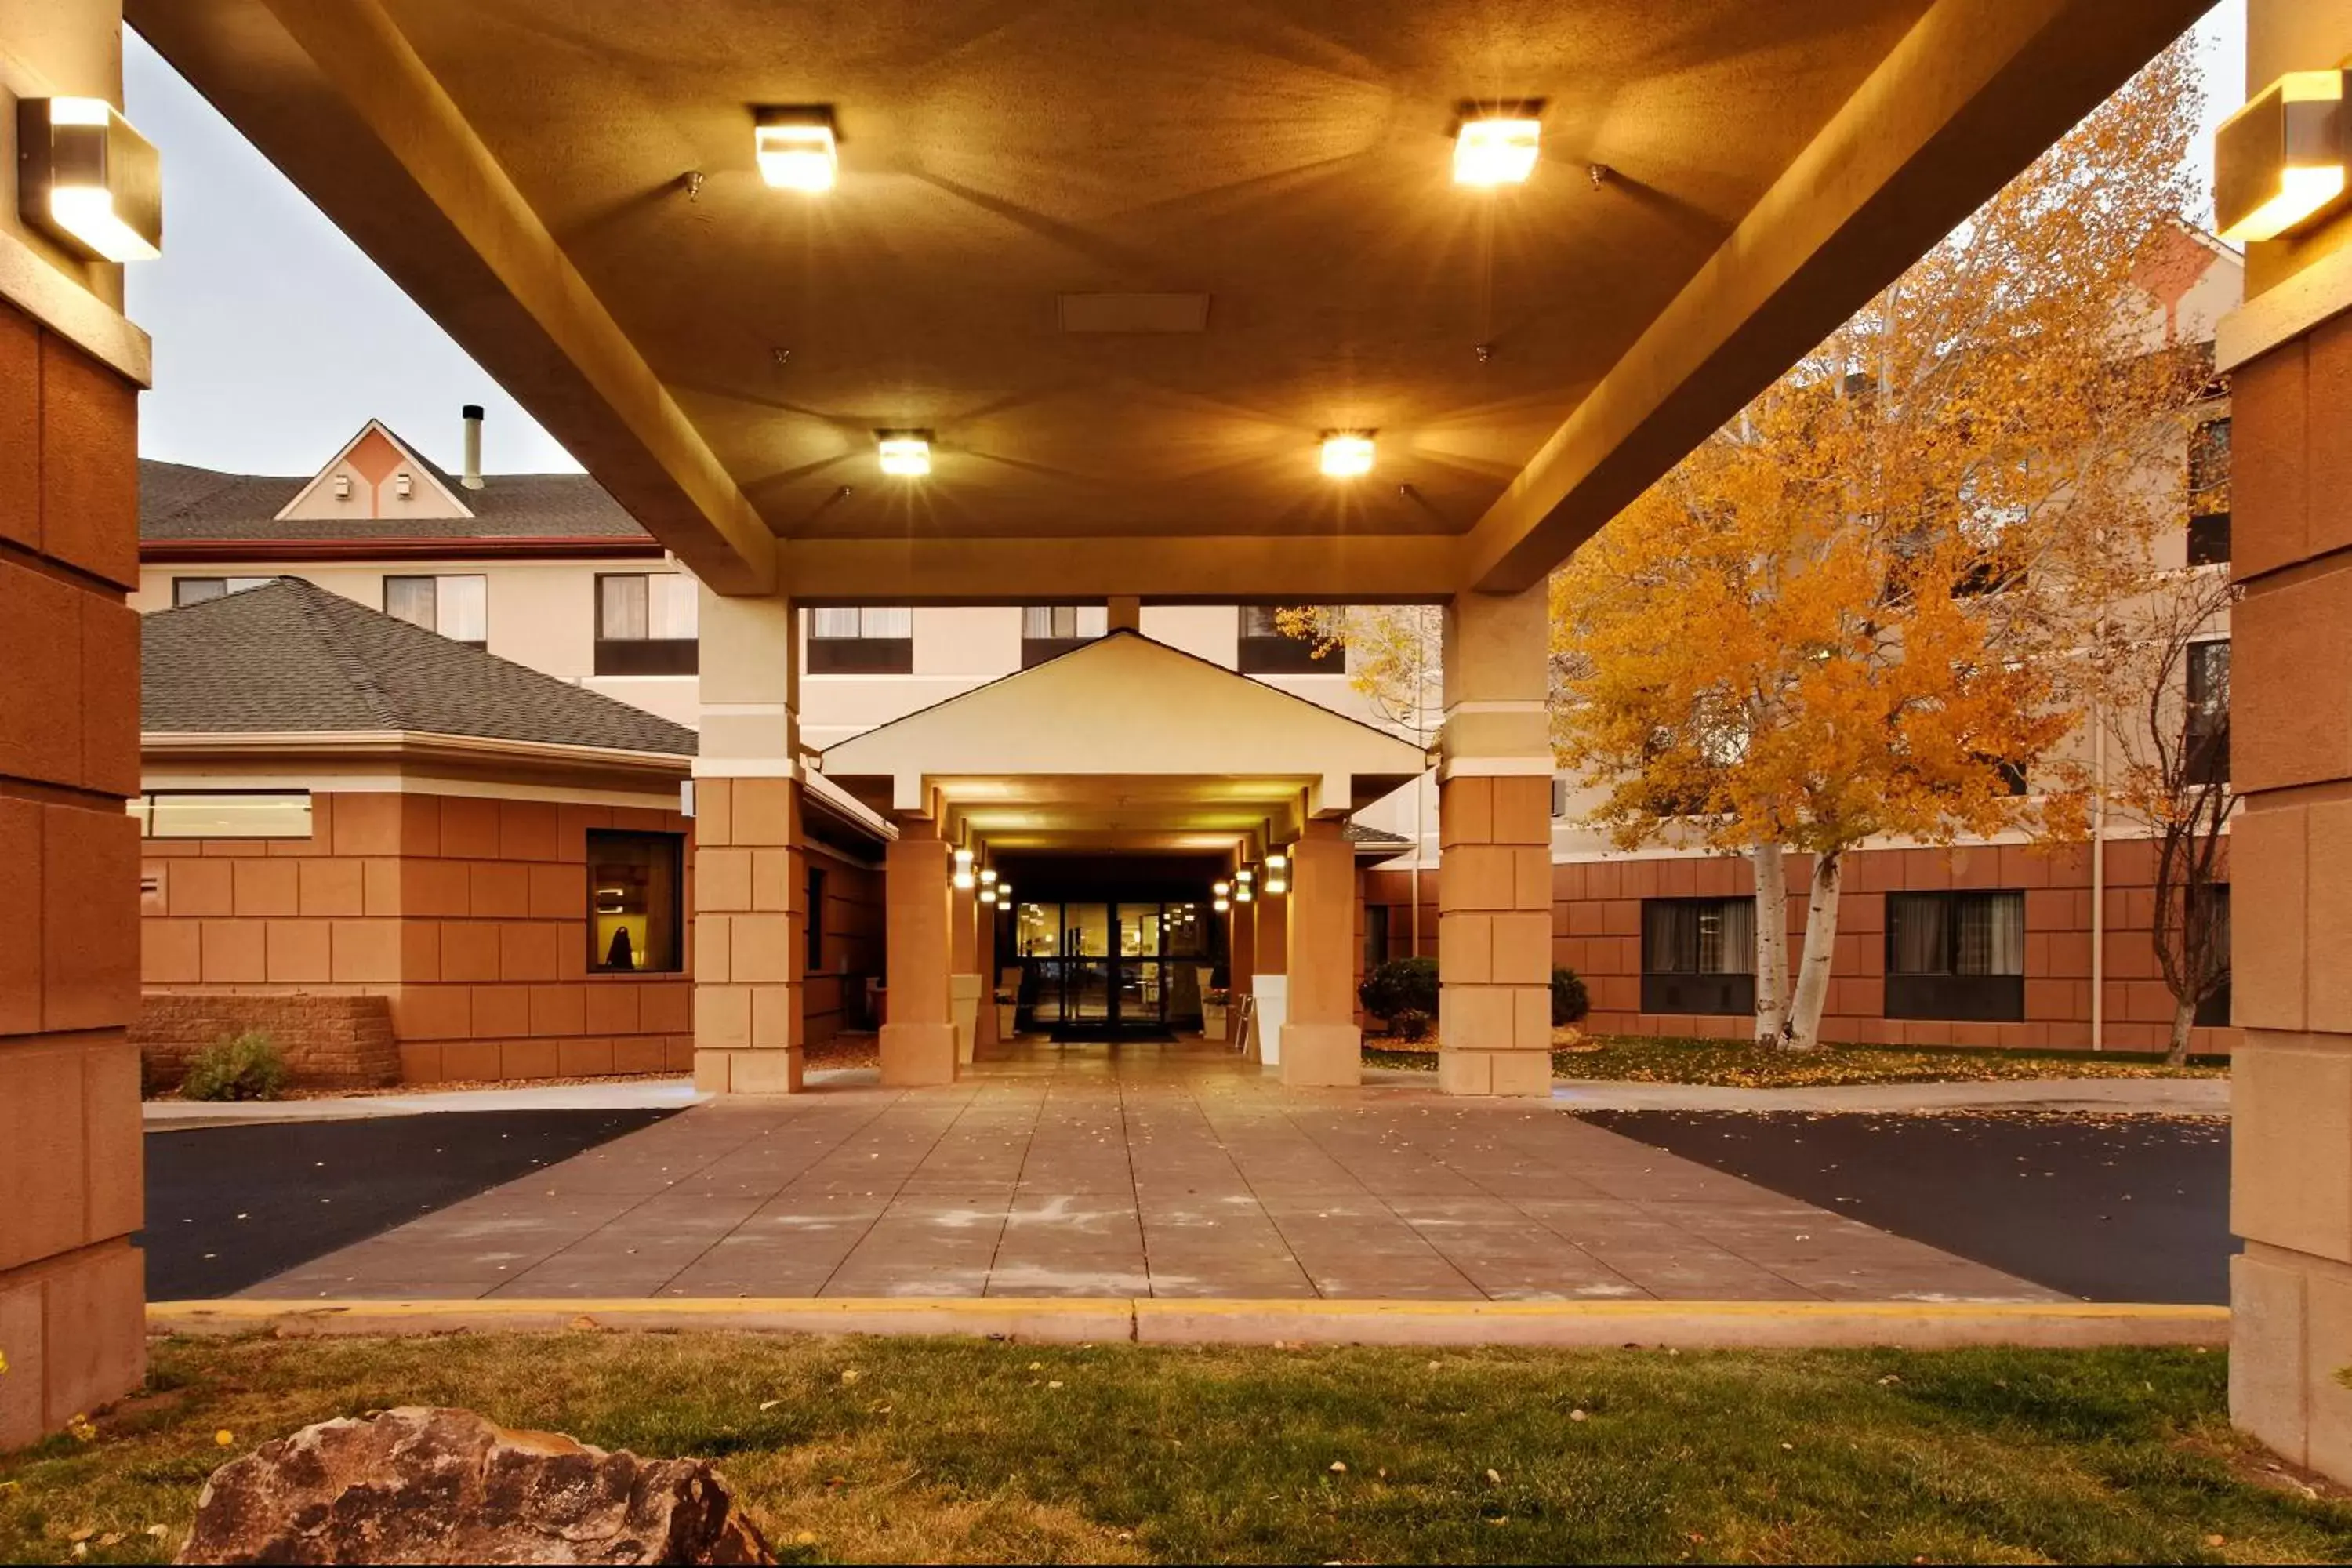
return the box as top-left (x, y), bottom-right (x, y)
top-left (863, 607), bottom-right (913, 637)
top-left (601, 575), bottom-right (649, 640)
top-left (1710, 898), bottom-right (1756, 974)
top-left (811, 607), bottom-right (860, 638)
top-left (438, 576), bottom-right (488, 642)
top-left (383, 576), bottom-right (437, 631)
top-left (1643, 901), bottom-right (1696, 974)
top-left (1954, 891), bottom-right (2025, 976)
top-left (1889, 894), bottom-right (1949, 975)
top-left (648, 575), bottom-right (699, 639)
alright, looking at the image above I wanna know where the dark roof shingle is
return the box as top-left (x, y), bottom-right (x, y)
top-left (143, 578), bottom-right (696, 757)
top-left (138, 458), bottom-right (652, 543)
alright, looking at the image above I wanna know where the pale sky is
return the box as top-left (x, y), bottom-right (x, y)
top-left (122, 4), bottom-right (2249, 480)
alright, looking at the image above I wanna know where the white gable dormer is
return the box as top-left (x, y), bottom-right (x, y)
top-left (274, 419), bottom-right (475, 522)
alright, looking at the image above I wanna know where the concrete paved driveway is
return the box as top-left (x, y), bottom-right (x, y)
top-left (241, 1040), bottom-right (2058, 1305)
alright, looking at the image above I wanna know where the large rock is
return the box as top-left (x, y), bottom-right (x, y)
top-left (176, 1406), bottom-right (775, 1565)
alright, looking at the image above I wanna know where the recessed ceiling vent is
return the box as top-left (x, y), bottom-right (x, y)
top-left (1057, 292), bottom-right (1211, 333)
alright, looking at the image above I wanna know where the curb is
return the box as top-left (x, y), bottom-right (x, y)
top-left (149, 1298), bottom-right (2229, 1350)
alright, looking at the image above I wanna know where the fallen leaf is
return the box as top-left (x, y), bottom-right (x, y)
top-left (1329, 1461), bottom-right (1348, 1474)
top-left (840, 1370), bottom-right (861, 1385)
top-left (1486, 1468), bottom-right (1502, 1485)
top-left (1570, 1409), bottom-right (1588, 1423)
top-left (216, 1429), bottom-right (236, 1446)
top-left (760, 1399), bottom-right (782, 1411)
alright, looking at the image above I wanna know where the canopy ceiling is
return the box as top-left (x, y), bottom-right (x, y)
top-left (131, 0), bottom-right (2208, 601)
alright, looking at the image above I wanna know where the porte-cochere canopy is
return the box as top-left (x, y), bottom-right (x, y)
top-left (816, 630), bottom-right (1426, 854)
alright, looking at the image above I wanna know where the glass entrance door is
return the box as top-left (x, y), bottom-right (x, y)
top-left (1014, 899), bottom-right (1196, 1034)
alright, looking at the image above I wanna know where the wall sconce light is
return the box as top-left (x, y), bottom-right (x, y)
top-left (17, 96), bottom-right (162, 262)
top-left (1214, 896), bottom-right (1230, 913)
top-left (1235, 883), bottom-right (1254, 903)
top-left (1265, 851), bottom-right (1289, 896)
top-left (953, 847), bottom-right (975, 891)
top-left (980, 868), bottom-right (997, 887)
top-left (2217, 71), bottom-right (2348, 242)
top-left (996, 886), bottom-right (1011, 906)
top-left (1319, 431), bottom-right (1375, 478)
top-left (755, 106), bottom-right (838, 192)
top-left (979, 885), bottom-right (997, 905)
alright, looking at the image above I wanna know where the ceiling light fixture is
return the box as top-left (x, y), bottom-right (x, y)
top-left (877, 430), bottom-right (932, 477)
top-left (2216, 71), bottom-right (2349, 242)
top-left (17, 96), bottom-right (162, 262)
top-left (1454, 109), bottom-right (1541, 187)
top-left (1319, 432), bottom-right (1375, 478)
top-left (754, 107), bottom-right (838, 192)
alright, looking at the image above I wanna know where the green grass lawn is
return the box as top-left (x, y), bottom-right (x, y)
top-left (1363, 1033), bottom-right (2229, 1088)
top-left (2, 1334), bottom-right (2340, 1564)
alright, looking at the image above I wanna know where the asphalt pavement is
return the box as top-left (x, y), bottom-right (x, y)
top-left (1581, 1109), bottom-right (2231, 1304)
top-left (140, 1109), bottom-right (677, 1299)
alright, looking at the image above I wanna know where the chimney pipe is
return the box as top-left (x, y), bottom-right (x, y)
top-left (460, 403), bottom-right (485, 490)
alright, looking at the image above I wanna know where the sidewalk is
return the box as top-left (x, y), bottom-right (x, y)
top-left (148, 1068), bottom-right (2229, 1129)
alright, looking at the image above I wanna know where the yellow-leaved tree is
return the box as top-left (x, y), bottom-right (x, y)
top-left (1551, 38), bottom-right (2208, 1050)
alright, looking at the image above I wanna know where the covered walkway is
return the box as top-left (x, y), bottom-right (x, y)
top-left (241, 1044), bottom-right (2054, 1305)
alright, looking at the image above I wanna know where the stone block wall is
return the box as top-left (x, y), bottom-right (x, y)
top-left (140, 789), bottom-right (695, 1083)
top-left (0, 300), bottom-right (148, 1447)
top-left (1367, 835), bottom-right (2241, 1054)
top-left (131, 993), bottom-right (398, 1091)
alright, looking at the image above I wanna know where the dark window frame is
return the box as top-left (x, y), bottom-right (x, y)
top-left (1884, 889), bottom-right (2026, 1022)
top-left (383, 573), bottom-right (488, 648)
top-left (2186, 637), bottom-right (2230, 786)
top-left (172, 575), bottom-right (276, 607)
top-left (806, 864), bottom-right (827, 973)
top-left (594, 572), bottom-right (699, 676)
top-left (1236, 606), bottom-right (1345, 675)
top-left (2192, 883), bottom-right (2232, 1029)
top-left (808, 607), bottom-right (914, 674)
top-left (1639, 895), bottom-right (1758, 1017)
top-left (586, 829), bottom-right (686, 975)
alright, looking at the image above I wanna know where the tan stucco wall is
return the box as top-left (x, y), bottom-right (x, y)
top-left (134, 557), bottom-right (702, 727)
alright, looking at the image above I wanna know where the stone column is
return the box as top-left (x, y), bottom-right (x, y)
top-left (949, 862), bottom-right (982, 1066)
top-left (2227, 0), bottom-right (2352, 1479)
top-left (0, 10), bottom-right (151, 1442)
top-left (1250, 868), bottom-right (1288, 1065)
top-left (692, 590), bottom-right (804, 1094)
top-left (1281, 821), bottom-right (1362, 1087)
top-left (1436, 584), bottom-right (1555, 1097)
top-left (880, 823), bottom-right (958, 1086)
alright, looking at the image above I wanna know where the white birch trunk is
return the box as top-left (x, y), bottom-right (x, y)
top-left (1785, 850), bottom-right (1845, 1051)
top-left (1751, 843), bottom-right (1791, 1047)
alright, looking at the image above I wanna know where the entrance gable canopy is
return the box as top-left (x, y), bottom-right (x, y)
top-left (818, 631), bottom-right (1426, 851)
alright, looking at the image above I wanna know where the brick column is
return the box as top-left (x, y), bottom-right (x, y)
top-left (692, 590), bottom-right (804, 1094)
top-left (0, 307), bottom-right (148, 1443)
top-left (1437, 584), bottom-right (1555, 1097)
top-left (2225, 2), bottom-right (2352, 1475)
top-left (880, 824), bottom-right (958, 1086)
top-left (1281, 821), bottom-right (1361, 1087)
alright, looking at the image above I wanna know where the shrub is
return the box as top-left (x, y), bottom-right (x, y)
top-left (1552, 965), bottom-right (1591, 1027)
top-left (181, 1031), bottom-right (289, 1102)
top-left (1360, 957), bottom-right (1439, 1039)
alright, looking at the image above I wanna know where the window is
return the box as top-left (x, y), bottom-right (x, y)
top-left (808, 606), bottom-right (913, 673)
top-left (1236, 605), bottom-right (1345, 674)
top-left (383, 575), bottom-right (488, 645)
top-left (1885, 890), bottom-right (2026, 1021)
top-left (2194, 884), bottom-right (2233, 1029)
top-left (1365, 903), bottom-right (1390, 971)
top-left (129, 790), bottom-right (312, 840)
top-left (1021, 604), bottom-right (1108, 667)
top-left (806, 865), bottom-right (827, 972)
top-left (2187, 638), bottom-right (2230, 786)
top-left (588, 830), bottom-right (684, 973)
top-left (1640, 896), bottom-right (1757, 1016)
top-left (2188, 417), bottom-right (2230, 566)
top-left (1551, 776), bottom-right (1570, 818)
top-left (172, 576), bottom-right (275, 606)
top-left (595, 574), bottom-right (699, 676)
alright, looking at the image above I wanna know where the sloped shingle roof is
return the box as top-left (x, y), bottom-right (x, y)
top-left (139, 458), bottom-right (652, 543)
top-left (142, 578), bottom-right (695, 757)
